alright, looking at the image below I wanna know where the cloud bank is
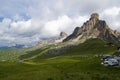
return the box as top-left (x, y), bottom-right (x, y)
top-left (0, 0), bottom-right (120, 46)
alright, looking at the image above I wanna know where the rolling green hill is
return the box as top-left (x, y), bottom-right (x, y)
top-left (0, 48), bottom-right (27, 62)
top-left (19, 39), bottom-right (118, 61)
top-left (0, 39), bottom-right (120, 80)
top-left (0, 55), bottom-right (120, 80)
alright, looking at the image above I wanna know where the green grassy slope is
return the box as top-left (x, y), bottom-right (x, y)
top-left (0, 39), bottom-right (120, 80)
top-left (0, 45), bottom-right (52, 62)
top-left (33, 39), bottom-right (117, 60)
top-left (0, 48), bottom-right (27, 62)
top-left (0, 56), bottom-right (120, 80)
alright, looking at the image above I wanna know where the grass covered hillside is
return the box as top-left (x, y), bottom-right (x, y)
top-left (0, 48), bottom-right (27, 62)
top-left (21, 39), bottom-right (117, 61)
top-left (0, 55), bottom-right (120, 80)
top-left (0, 39), bottom-right (120, 80)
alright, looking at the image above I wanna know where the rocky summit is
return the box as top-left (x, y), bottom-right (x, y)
top-left (64, 13), bottom-right (120, 43)
top-left (59, 32), bottom-right (68, 39)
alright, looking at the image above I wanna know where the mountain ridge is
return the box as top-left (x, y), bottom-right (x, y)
top-left (63, 13), bottom-right (120, 43)
top-left (34, 31), bottom-right (68, 47)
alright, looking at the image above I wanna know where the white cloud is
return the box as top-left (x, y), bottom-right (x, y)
top-left (10, 20), bottom-right (32, 34)
top-left (0, 14), bottom-right (88, 46)
top-left (101, 7), bottom-right (120, 30)
top-left (102, 7), bottom-right (120, 16)
top-left (0, 18), bottom-right (11, 34)
top-left (42, 15), bottom-right (88, 37)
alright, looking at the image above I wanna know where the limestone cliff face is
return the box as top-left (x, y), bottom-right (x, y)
top-left (64, 13), bottom-right (120, 43)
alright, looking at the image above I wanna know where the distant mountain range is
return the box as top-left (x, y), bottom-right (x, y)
top-left (0, 44), bottom-right (26, 49)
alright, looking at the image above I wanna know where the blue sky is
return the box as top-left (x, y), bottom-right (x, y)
top-left (0, 0), bottom-right (120, 46)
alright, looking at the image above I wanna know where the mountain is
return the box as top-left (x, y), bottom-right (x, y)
top-left (0, 44), bottom-right (26, 49)
top-left (59, 32), bottom-right (68, 39)
top-left (21, 13), bottom-right (120, 61)
top-left (64, 13), bottom-right (120, 43)
top-left (11, 44), bottom-right (26, 48)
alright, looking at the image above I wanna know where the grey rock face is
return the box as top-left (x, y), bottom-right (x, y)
top-left (64, 13), bottom-right (120, 43)
top-left (60, 32), bottom-right (68, 39)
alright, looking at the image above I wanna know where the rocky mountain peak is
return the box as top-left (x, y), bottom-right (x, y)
top-left (90, 13), bottom-right (99, 20)
top-left (64, 13), bottom-right (120, 43)
top-left (60, 32), bottom-right (68, 39)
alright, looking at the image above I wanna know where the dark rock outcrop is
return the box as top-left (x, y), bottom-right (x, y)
top-left (59, 32), bottom-right (68, 39)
